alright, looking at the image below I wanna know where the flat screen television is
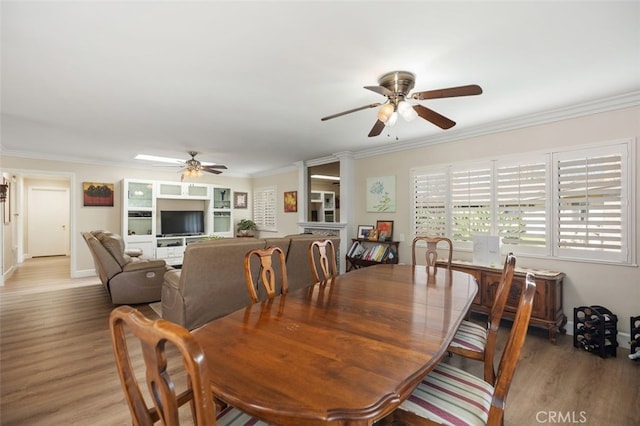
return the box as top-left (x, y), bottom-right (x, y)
top-left (160, 210), bottom-right (205, 236)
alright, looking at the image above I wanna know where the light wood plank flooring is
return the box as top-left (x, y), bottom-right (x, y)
top-left (1, 257), bottom-right (638, 425)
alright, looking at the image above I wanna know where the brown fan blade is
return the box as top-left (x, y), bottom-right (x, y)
top-left (413, 104), bottom-right (456, 129)
top-left (364, 85), bottom-right (393, 97)
top-left (203, 164), bottom-right (227, 169)
top-left (368, 120), bottom-right (385, 137)
top-left (321, 103), bottom-right (382, 121)
top-left (411, 84), bottom-right (482, 101)
top-left (202, 166), bottom-right (225, 174)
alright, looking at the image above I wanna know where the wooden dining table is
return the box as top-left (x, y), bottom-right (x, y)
top-left (192, 264), bottom-right (478, 425)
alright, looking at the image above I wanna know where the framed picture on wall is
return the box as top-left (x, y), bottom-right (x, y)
top-left (284, 191), bottom-right (297, 212)
top-left (234, 192), bottom-right (248, 209)
top-left (366, 175), bottom-right (396, 212)
top-left (83, 182), bottom-right (114, 207)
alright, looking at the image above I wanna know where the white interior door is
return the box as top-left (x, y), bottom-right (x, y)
top-left (27, 187), bottom-right (70, 257)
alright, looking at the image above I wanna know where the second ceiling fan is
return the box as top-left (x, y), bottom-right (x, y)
top-left (321, 71), bottom-right (482, 137)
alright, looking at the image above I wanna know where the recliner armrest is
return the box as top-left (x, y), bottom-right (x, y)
top-left (122, 259), bottom-right (167, 272)
top-left (163, 269), bottom-right (181, 291)
top-left (125, 248), bottom-right (144, 257)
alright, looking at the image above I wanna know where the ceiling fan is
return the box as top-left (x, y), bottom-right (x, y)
top-left (162, 151), bottom-right (228, 180)
top-left (321, 71), bottom-right (482, 137)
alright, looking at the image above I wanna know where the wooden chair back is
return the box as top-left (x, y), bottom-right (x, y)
top-left (244, 246), bottom-right (288, 303)
top-left (309, 239), bottom-right (338, 282)
top-left (483, 252), bottom-right (516, 384)
top-left (411, 236), bottom-right (453, 267)
top-left (109, 305), bottom-right (217, 426)
top-left (489, 273), bottom-right (537, 424)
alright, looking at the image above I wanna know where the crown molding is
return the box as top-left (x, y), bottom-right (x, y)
top-left (354, 90), bottom-right (640, 160)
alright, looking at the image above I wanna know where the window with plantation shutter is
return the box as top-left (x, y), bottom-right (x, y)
top-left (409, 139), bottom-right (633, 264)
top-left (450, 165), bottom-right (492, 247)
top-left (555, 145), bottom-right (628, 262)
top-left (496, 158), bottom-right (548, 252)
top-left (412, 169), bottom-right (447, 237)
top-left (253, 186), bottom-right (276, 232)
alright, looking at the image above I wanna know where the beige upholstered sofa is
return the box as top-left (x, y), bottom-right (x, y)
top-left (161, 234), bottom-right (339, 330)
top-left (82, 231), bottom-right (172, 304)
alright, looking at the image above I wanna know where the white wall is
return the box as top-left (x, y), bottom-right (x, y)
top-left (250, 168), bottom-right (301, 237)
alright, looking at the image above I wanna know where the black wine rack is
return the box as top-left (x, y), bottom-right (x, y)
top-left (573, 305), bottom-right (618, 358)
top-left (630, 315), bottom-right (640, 361)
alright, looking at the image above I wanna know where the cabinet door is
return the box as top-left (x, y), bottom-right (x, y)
top-left (186, 184), bottom-right (210, 198)
top-left (126, 181), bottom-right (153, 208)
top-left (213, 187), bottom-right (231, 209)
top-left (487, 273), bottom-right (548, 320)
top-left (158, 182), bottom-right (183, 197)
top-left (124, 180), bottom-right (155, 238)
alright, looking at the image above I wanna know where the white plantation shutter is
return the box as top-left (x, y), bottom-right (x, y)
top-left (409, 139), bottom-right (632, 264)
top-left (496, 158), bottom-right (548, 251)
top-left (450, 165), bottom-right (492, 246)
top-left (253, 187), bottom-right (276, 232)
top-left (556, 145), bottom-right (628, 262)
top-left (413, 169), bottom-right (448, 237)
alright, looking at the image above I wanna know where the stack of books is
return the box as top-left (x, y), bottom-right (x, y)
top-left (347, 241), bottom-right (392, 262)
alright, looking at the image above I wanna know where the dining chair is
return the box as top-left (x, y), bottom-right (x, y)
top-left (244, 246), bottom-right (289, 303)
top-left (309, 239), bottom-right (338, 282)
top-left (448, 253), bottom-right (516, 385)
top-left (380, 273), bottom-right (536, 426)
top-left (109, 305), bottom-right (267, 425)
top-left (411, 236), bottom-right (453, 267)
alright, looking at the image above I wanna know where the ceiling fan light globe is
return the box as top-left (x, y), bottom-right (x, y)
top-left (377, 103), bottom-right (395, 123)
top-left (398, 101), bottom-right (418, 122)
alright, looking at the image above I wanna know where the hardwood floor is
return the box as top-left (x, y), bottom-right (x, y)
top-left (1, 257), bottom-right (638, 425)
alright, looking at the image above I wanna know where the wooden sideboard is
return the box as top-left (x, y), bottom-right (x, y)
top-left (438, 260), bottom-right (566, 344)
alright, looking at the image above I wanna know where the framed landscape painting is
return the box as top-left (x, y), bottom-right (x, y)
top-left (83, 182), bottom-right (114, 207)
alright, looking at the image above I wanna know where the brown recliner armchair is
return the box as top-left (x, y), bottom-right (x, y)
top-left (82, 230), bottom-right (171, 304)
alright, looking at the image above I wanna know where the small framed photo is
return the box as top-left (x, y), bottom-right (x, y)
top-left (368, 228), bottom-right (379, 241)
top-left (234, 192), bottom-right (248, 209)
top-left (376, 220), bottom-right (394, 241)
top-left (357, 225), bottom-right (374, 239)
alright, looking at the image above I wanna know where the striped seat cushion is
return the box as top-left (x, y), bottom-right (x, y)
top-left (217, 405), bottom-right (270, 425)
top-left (449, 320), bottom-right (487, 352)
top-left (399, 362), bottom-right (493, 426)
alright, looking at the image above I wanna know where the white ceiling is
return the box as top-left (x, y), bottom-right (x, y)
top-left (1, 1), bottom-right (639, 177)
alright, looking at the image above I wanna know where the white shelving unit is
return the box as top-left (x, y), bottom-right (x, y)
top-left (310, 191), bottom-right (335, 222)
top-left (122, 179), bottom-right (237, 263)
top-left (156, 235), bottom-right (208, 266)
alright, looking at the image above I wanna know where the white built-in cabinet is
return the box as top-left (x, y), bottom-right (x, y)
top-left (122, 179), bottom-right (237, 264)
top-left (310, 191), bottom-right (335, 222)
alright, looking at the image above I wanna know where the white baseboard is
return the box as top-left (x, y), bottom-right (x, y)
top-left (73, 269), bottom-right (97, 278)
top-left (565, 320), bottom-right (630, 349)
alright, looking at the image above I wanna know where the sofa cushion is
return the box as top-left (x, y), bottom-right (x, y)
top-left (95, 231), bottom-right (129, 267)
